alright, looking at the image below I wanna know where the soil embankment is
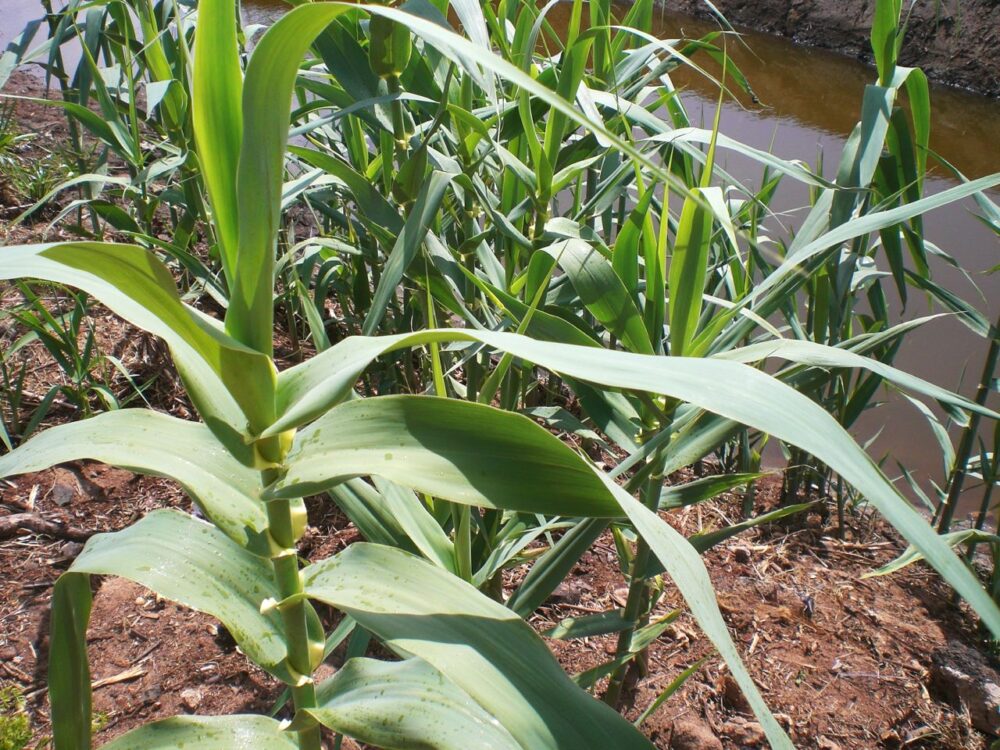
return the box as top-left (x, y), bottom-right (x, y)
top-left (667, 0), bottom-right (1000, 96)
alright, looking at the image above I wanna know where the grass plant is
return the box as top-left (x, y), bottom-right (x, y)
top-left (0, 0), bottom-right (998, 748)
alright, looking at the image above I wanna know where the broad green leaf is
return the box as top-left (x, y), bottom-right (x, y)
top-left (65, 510), bottom-right (286, 675)
top-left (300, 657), bottom-right (520, 749)
top-left (276, 329), bottom-right (1000, 642)
top-left (271, 396), bottom-right (621, 518)
top-left (100, 716), bottom-right (297, 750)
top-left (0, 243), bottom-right (275, 438)
top-left (304, 543), bottom-right (653, 749)
top-left (227, 2), bottom-right (357, 353)
top-left (192, 0), bottom-right (243, 286)
top-left (0, 409), bottom-right (270, 554)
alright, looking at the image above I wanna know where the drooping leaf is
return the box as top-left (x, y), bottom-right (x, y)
top-left (100, 716), bottom-right (298, 750)
top-left (63, 510), bottom-right (286, 674)
top-left (275, 328), bottom-right (1000, 643)
top-left (271, 396), bottom-right (621, 518)
top-left (0, 243), bottom-right (275, 438)
top-left (304, 543), bottom-right (653, 749)
top-left (300, 657), bottom-right (520, 749)
top-left (0, 409), bottom-right (270, 554)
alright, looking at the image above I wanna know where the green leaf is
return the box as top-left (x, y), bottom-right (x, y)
top-left (659, 472), bottom-right (766, 510)
top-left (65, 510), bottom-right (286, 675)
top-left (0, 410), bottom-right (271, 555)
top-left (304, 543), bottom-right (653, 749)
top-left (0, 243), bottom-right (275, 438)
top-left (594, 473), bottom-right (792, 747)
top-left (49, 573), bottom-right (91, 750)
top-left (289, 146), bottom-right (403, 233)
top-left (374, 478), bottom-right (456, 573)
top-left (363, 171), bottom-right (453, 335)
top-left (688, 503), bottom-right (814, 554)
top-left (669, 188), bottom-right (715, 356)
top-left (541, 240), bottom-right (653, 355)
top-left (716, 339), bottom-right (1000, 420)
top-left (100, 716), bottom-right (297, 749)
top-left (866, 529), bottom-right (1000, 578)
top-left (279, 329), bottom-right (1000, 653)
top-left (192, 0), bottom-right (243, 286)
top-left (271, 396), bottom-right (621, 518)
top-left (749, 174), bottom-right (1000, 312)
top-left (545, 609), bottom-right (630, 640)
top-left (300, 657), bottom-right (520, 749)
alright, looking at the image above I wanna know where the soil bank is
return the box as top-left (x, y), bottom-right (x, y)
top-left (666, 0), bottom-right (1000, 97)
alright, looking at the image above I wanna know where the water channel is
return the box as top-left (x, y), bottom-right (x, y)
top-left (3, 1), bottom-right (999, 510)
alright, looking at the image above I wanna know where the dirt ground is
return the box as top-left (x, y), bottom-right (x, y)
top-left (2, 461), bottom-right (997, 749)
top-left (667, 0), bottom-right (1000, 97)
top-left (2, 57), bottom-right (1000, 750)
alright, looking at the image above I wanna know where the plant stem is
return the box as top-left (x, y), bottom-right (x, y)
top-left (939, 312), bottom-right (1000, 533)
top-left (603, 451), bottom-right (665, 708)
top-left (261, 443), bottom-right (322, 750)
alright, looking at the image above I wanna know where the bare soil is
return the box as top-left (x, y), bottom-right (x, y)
top-left (666, 0), bottom-right (1000, 97)
top-left (2, 463), bottom-right (996, 749)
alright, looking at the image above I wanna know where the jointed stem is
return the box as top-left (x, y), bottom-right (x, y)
top-left (262, 450), bottom-right (323, 750)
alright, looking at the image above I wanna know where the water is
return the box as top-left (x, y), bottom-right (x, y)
top-left (3, 1), bottom-right (999, 510)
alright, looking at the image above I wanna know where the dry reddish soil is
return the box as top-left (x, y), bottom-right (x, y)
top-left (667, 0), bottom-right (1000, 97)
top-left (2, 63), bottom-right (1000, 750)
top-left (2, 463), bottom-right (997, 749)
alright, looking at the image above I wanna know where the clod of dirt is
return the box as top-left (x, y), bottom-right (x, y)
top-left (930, 642), bottom-right (1000, 735)
top-left (180, 688), bottom-right (202, 712)
top-left (719, 674), bottom-right (751, 713)
top-left (721, 717), bottom-right (766, 746)
top-left (670, 717), bottom-right (723, 750)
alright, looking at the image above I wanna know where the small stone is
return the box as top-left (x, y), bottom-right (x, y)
top-left (50, 481), bottom-right (76, 507)
top-left (548, 580), bottom-right (591, 605)
top-left (671, 718), bottom-right (723, 750)
top-left (816, 737), bottom-right (841, 750)
top-left (59, 541), bottom-right (84, 558)
top-left (180, 688), bottom-right (202, 712)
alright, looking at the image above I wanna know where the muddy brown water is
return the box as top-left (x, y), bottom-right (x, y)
top-left (3, 1), bottom-right (999, 513)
